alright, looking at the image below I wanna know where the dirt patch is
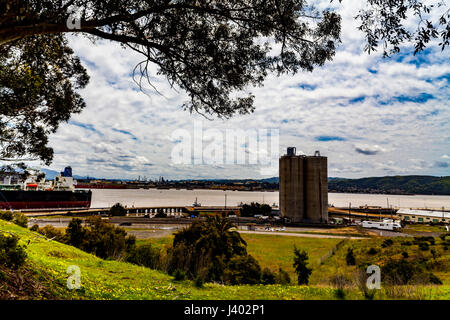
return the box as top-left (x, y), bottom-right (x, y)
top-left (0, 265), bottom-right (61, 300)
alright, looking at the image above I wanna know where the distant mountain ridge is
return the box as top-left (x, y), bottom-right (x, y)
top-left (327, 175), bottom-right (450, 195)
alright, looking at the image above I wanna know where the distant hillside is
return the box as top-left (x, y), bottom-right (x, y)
top-left (328, 175), bottom-right (450, 195)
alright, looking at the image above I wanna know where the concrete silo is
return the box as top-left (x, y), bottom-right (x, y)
top-left (279, 148), bottom-right (305, 222)
top-left (279, 148), bottom-right (328, 223)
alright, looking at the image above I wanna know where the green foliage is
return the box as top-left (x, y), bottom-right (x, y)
top-left (381, 239), bottom-right (394, 248)
top-left (0, 211), bottom-right (28, 228)
top-left (0, 34), bottom-right (89, 164)
top-left (367, 247), bottom-right (378, 255)
top-left (194, 275), bottom-right (204, 288)
top-left (12, 212), bottom-right (28, 228)
top-left (34, 225), bottom-right (65, 242)
top-left (293, 246), bottom-right (312, 285)
top-left (126, 244), bottom-right (161, 270)
top-left (65, 216), bottom-right (136, 260)
top-left (223, 255), bottom-right (262, 285)
top-left (0, 233), bottom-right (27, 269)
top-left (65, 218), bottom-right (85, 248)
top-left (240, 202), bottom-right (272, 217)
top-left (346, 248), bottom-right (356, 266)
top-left (0, 211), bottom-right (13, 221)
top-left (110, 203), bottom-right (126, 217)
top-left (167, 216), bottom-right (261, 285)
top-left (261, 268), bottom-right (276, 285)
top-left (29, 224), bottom-right (39, 232)
top-left (173, 269), bottom-right (186, 281)
top-left (276, 268), bottom-right (291, 285)
top-left (381, 258), bottom-right (442, 285)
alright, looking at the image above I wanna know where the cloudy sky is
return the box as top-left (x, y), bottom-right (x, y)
top-left (42, 0), bottom-right (449, 180)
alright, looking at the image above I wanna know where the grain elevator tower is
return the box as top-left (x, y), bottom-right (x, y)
top-left (279, 148), bottom-right (328, 223)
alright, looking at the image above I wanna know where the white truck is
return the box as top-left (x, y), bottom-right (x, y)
top-left (362, 219), bottom-right (402, 231)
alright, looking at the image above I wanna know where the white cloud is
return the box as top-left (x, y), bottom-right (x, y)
top-left (40, 1), bottom-right (450, 179)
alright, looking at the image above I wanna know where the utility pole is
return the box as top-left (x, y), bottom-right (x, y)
top-left (225, 194), bottom-right (227, 209)
top-left (348, 202), bottom-right (351, 224)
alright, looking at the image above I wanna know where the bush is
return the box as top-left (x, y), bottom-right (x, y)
top-left (401, 251), bottom-right (409, 258)
top-left (173, 269), bottom-right (186, 281)
top-left (110, 203), bottom-right (126, 216)
top-left (12, 212), bottom-right (28, 228)
top-left (0, 233), bottom-right (27, 269)
top-left (194, 276), bottom-right (204, 288)
top-left (418, 242), bottom-right (429, 251)
top-left (35, 225), bottom-right (65, 242)
top-left (293, 246), bottom-right (312, 285)
top-left (381, 258), bottom-right (441, 285)
top-left (167, 217), bottom-right (250, 283)
top-left (223, 255), bottom-right (262, 285)
top-left (29, 224), bottom-right (39, 232)
top-left (367, 247), bottom-right (378, 255)
top-left (275, 268), bottom-right (291, 285)
top-left (346, 248), bottom-right (356, 266)
top-left (66, 216), bottom-right (136, 260)
top-left (126, 244), bottom-right (161, 269)
top-left (65, 218), bottom-right (85, 248)
top-left (381, 239), bottom-right (394, 248)
top-left (0, 211), bottom-right (28, 227)
top-left (261, 268), bottom-right (276, 285)
top-left (0, 211), bottom-right (13, 221)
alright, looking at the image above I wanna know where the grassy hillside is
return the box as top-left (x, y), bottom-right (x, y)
top-left (1, 220), bottom-right (449, 300)
top-left (328, 175), bottom-right (450, 195)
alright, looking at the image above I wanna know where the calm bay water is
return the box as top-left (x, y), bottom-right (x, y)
top-left (90, 189), bottom-right (450, 209)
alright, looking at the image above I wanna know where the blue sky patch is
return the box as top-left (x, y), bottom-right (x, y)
top-left (315, 135), bottom-right (346, 142)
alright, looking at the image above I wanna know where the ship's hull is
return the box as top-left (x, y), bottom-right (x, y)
top-left (0, 190), bottom-right (92, 210)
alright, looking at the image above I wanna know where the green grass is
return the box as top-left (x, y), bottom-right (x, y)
top-left (402, 224), bottom-right (448, 234)
top-left (1, 219), bottom-right (449, 300)
top-left (240, 234), bottom-right (341, 281)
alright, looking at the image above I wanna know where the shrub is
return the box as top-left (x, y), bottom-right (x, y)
top-left (110, 203), bottom-right (126, 216)
top-left (381, 258), bottom-right (441, 285)
top-left (66, 216), bottom-right (136, 260)
top-left (223, 254), bottom-right (262, 285)
top-left (0, 211), bottom-right (13, 221)
top-left (293, 246), bottom-right (312, 285)
top-left (330, 274), bottom-right (350, 300)
top-left (275, 268), bottom-right (291, 285)
top-left (0, 211), bottom-right (28, 227)
top-left (367, 247), bottom-right (378, 255)
top-left (401, 251), bottom-right (409, 258)
top-left (194, 275), bottom-right (204, 288)
top-left (418, 242), bottom-right (429, 251)
top-left (29, 224), bottom-right (39, 232)
top-left (167, 217), bottom-right (249, 283)
top-left (0, 233), bottom-right (27, 269)
top-left (36, 225), bottom-right (65, 242)
top-left (381, 239), bottom-right (394, 248)
top-left (261, 268), bottom-right (276, 285)
top-left (173, 269), bottom-right (186, 281)
top-left (126, 244), bottom-right (161, 269)
top-left (65, 218), bottom-right (85, 248)
top-left (346, 248), bottom-right (356, 266)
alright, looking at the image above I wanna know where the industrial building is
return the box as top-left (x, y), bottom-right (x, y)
top-left (397, 208), bottom-right (450, 224)
top-left (279, 147), bottom-right (328, 223)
